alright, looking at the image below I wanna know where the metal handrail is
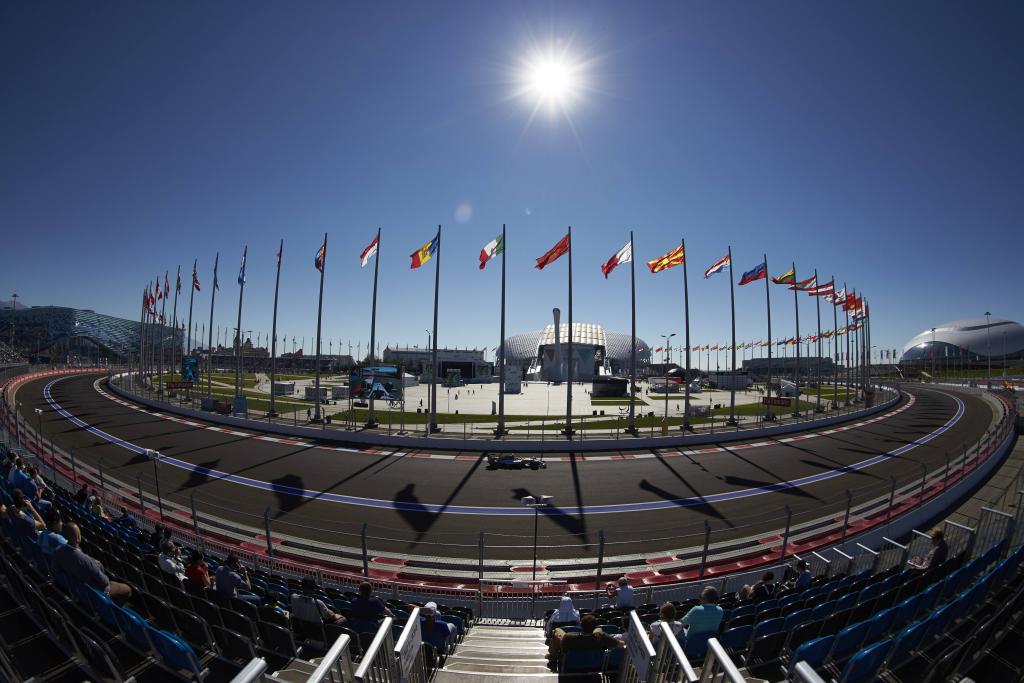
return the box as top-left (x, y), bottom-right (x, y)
top-left (698, 638), bottom-right (745, 683)
top-left (227, 658), bottom-right (267, 683)
top-left (654, 626), bottom-right (698, 683)
top-left (793, 660), bottom-right (828, 683)
top-left (353, 617), bottom-right (396, 682)
top-left (307, 633), bottom-right (353, 683)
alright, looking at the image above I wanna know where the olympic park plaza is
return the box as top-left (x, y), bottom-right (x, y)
top-left (2, 303), bottom-right (1024, 679)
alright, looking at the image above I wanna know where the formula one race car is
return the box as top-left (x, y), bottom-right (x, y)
top-left (486, 454), bottom-right (547, 470)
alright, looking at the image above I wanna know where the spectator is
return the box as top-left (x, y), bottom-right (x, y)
top-left (419, 602), bottom-right (456, 649)
top-left (749, 572), bottom-right (776, 602)
top-left (147, 524), bottom-right (164, 550)
top-left (74, 484), bottom-right (89, 506)
top-left (116, 507), bottom-right (137, 528)
top-left (791, 560), bottom-right (813, 589)
top-left (681, 587), bottom-right (724, 653)
top-left (158, 540), bottom-right (186, 582)
top-left (648, 602), bottom-right (683, 648)
top-left (910, 529), bottom-right (949, 572)
top-left (265, 590), bottom-right (290, 618)
top-left (39, 510), bottom-right (67, 558)
top-left (614, 576), bottom-right (635, 609)
top-left (185, 550), bottom-right (212, 590)
top-left (546, 596), bottom-right (581, 636)
top-left (8, 489), bottom-right (44, 538)
top-left (18, 465), bottom-right (39, 500)
top-left (350, 581), bottom-right (392, 622)
top-left (34, 488), bottom-right (54, 518)
top-left (89, 495), bottom-right (110, 520)
top-left (52, 523), bottom-right (131, 604)
top-left (547, 614), bottom-right (624, 667)
top-left (215, 554), bottom-right (260, 605)
top-left (6, 457), bottom-right (23, 486)
top-left (737, 584), bottom-right (753, 602)
top-left (290, 577), bottom-right (345, 625)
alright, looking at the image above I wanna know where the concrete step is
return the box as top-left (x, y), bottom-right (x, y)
top-left (467, 627), bottom-right (547, 639)
top-left (439, 661), bottom-right (554, 675)
top-left (448, 651), bottom-right (549, 663)
top-left (433, 671), bottom-right (559, 683)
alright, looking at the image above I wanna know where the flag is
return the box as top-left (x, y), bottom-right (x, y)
top-left (655, 347), bottom-right (663, 353)
top-left (155, 280), bottom-right (162, 300)
top-left (826, 287), bottom-right (846, 305)
top-left (704, 253), bottom-right (730, 278)
top-left (238, 247), bottom-right (247, 285)
top-left (789, 274), bottom-right (816, 291)
top-left (770, 267), bottom-right (796, 285)
top-left (647, 244), bottom-right (684, 273)
top-left (409, 233), bottom-right (438, 269)
top-left (360, 234), bottom-right (379, 268)
top-left (843, 293), bottom-right (858, 312)
top-left (738, 262), bottom-right (767, 285)
top-left (808, 280), bottom-right (834, 297)
top-left (165, 272), bottom-right (171, 297)
top-left (535, 233), bottom-right (569, 270)
top-left (600, 240), bottom-right (632, 278)
top-left (175, 270), bottom-right (181, 294)
top-left (478, 233), bottom-right (503, 270)
top-left (315, 237), bottom-right (327, 272)
top-left (276, 241), bottom-right (283, 267)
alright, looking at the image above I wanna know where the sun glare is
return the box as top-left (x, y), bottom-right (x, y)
top-left (515, 46), bottom-right (587, 119)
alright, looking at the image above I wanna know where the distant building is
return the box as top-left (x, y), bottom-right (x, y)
top-left (900, 317), bottom-right (1024, 366)
top-left (0, 305), bottom-right (172, 361)
top-left (503, 317), bottom-right (651, 382)
top-left (383, 346), bottom-right (492, 382)
top-left (743, 356), bottom-right (836, 380)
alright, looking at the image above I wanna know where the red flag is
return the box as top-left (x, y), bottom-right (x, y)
top-left (165, 272), bottom-right (171, 298)
top-left (535, 234), bottom-right (569, 270)
top-left (155, 280), bottom-right (162, 300)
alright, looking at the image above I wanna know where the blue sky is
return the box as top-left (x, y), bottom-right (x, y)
top-left (2, 1), bottom-right (1022, 360)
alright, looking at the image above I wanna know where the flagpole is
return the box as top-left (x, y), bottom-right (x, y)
top-left (314, 234), bottom-right (327, 422)
top-left (137, 289), bottom-right (146, 389)
top-left (814, 269), bottom-right (822, 412)
top-left (727, 246), bottom-right (737, 425)
top-left (170, 266), bottom-right (181, 378)
top-left (627, 230), bottom-right (637, 434)
top-left (682, 238), bottom-right (692, 432)
top-left (496, 224), bottom-right (508, 437)
top-left (186, 260), bottom-right (197, 387)
top-left (564, 226), bottom-right (574, 439)
top-left (233, 246), bottom-right (248, 415)
top-left (367, 227), bottom-right (382, 428)
top-left (206, 254), bottom-right (219, 401)
top-left (791, 262), bottom-right (801, 417)
top-left (764, 254), bottom-right (774, 420)
top-left (429, 225), bottom-right (441, 434)
top-left (269, 240), bottom-right (283, 417)
top-left (844, 283), bottom-right (851, 405)
top-left (158, 272), bottom-right (169, 395)
top-left (830, 275), bottom-right (839, 407)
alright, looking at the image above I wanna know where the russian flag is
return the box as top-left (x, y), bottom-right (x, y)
top-left (738, 262), bottom-right (767, 286)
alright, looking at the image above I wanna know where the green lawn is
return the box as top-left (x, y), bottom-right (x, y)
top-left (590, 397), bottom-right (649, 406)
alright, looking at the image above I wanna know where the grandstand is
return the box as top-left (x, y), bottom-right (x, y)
top-left (0, 340), bottom-right (26, 367)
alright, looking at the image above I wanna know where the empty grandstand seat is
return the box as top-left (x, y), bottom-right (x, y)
top-left (743, 631), bottom-right (787, 679)
top-left (212, 624), bottom-right (256, 662)
top-left (751, 616), bottom-right (785, 640)
top-left (717, 624), bottom-right (752, 655)
top-left (826, 620), bottom-right (869, 670)
top-left (219, 607), bottom-right (259, 643)
top-left (788, 634), bottom-right (833, 678)
top-left (861, 606), bottom-right (898, 644)
top-left (783, 619), bottom-right (822, 657)
top-left (257, 620), bottom-right (300, 659)
top-left (783, 608), bottom-right (813, 633)
top-left (837, 637), bottom-right (893, 683)
top-left (149, 627), bottom-right (206, 679)
top-left (170, 605), bottom-right (216, 652)
top-left (810, 600), bottom-right (836, 622)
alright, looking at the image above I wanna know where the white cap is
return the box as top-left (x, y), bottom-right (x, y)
top-left (423, 601), bottom-right (438, 613)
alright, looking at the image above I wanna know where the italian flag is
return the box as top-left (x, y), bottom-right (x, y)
top-left (479, 233), bottom-right (504, 270)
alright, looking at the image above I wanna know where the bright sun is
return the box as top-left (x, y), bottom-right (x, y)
top-left (516, 47), bottom-right (586, 118)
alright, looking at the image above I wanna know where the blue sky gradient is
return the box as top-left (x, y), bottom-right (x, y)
top-left (2, 1), bottom-right (1022, 359)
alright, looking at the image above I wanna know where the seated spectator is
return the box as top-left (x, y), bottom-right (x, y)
top-left (682, 587), bottom-right (724, 653)
top-left (749, 572), bottom-right (776, 601)
top-left (648, 602), bottom-right (684, 648)
top-left (264, 590), bottom-right (290, 619)
top-left (351, 581), bottom-right (392, 622)
top-left (737, 584), bottom-right (752, 602)
top-left (910, 529), bottom-right (948, 572)
top-left (18, 465), bottom-right (40, 500)
top-left (215, 554), bottom-right (260, 605)
top-left (546, 596), bottom-right (581, 636)
top-left (8, 489), bottom-right (44, 538)
top-left (185, 550), bottom-right (212, 590)
top-left (39, 510), bottom-right (67, 558)
top-left (790, 560), bottom-right (813, 589)
top-left (34, 489), bottom-right (54, 518)
top-left (116, 507), bottom-right (137, 528)
top-left (148, 524), bottom-right (164, 550)
top-left (52, 523), bottom-right (131, 604)
top-left (74, 484), bottom-right (89, 506)
top-left (611, 576), bottom-right (635, 609)
top-left (420, 602), bottom-right (456, 642)
top-left (7, 457), bottom-right (23, 487)
top-left (88, 494), bottom-right (110, 520)
top-left (421, 611), bottom-right (451, 656)
top-left (158, 540), bottom-right (186, 582)
top-left (547, 614), bottom-right (624, 667)
top-left (290, 577), bottom-right (345, 625)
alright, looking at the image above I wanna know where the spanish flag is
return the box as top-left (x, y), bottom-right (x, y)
top-left (647, 244), bottom-right (685, 273)
top-left (410, 233), bottom-right (438, 269)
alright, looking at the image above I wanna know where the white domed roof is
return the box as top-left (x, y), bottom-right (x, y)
top-left (901, 317), bottom-right (1024, 359)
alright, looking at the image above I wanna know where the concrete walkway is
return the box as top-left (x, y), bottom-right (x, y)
top-left (434, 625), bottom-right (557, 681)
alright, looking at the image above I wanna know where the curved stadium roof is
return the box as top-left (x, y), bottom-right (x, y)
top-left (901, 317), bottom-right (1024, 362)
top-left (504, 323), bottom-right (651, 364)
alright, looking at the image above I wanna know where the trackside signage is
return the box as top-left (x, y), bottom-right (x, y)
top-left (395, 607), bottom-right (422, 682)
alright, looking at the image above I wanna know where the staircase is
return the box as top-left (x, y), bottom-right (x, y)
top-left (433, 625), bottom-right (558, 682)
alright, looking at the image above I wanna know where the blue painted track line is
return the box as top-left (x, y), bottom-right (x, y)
top-left (44, 377), bottom-right (964, 517)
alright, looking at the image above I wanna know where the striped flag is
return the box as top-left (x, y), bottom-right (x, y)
top-left (535, 233), bottom-right (569, 270)
top-left (479, 233), bottom-right (503, 270)
top-left (704, 253), bottom-right (730, 278)
top-left (647, 244), bottom-right (684, 273)
top-left (601, 240), bottom-right (632, 278)
top-left (315, 237), bottom-right (327, 272)
top-left (360, 234), bottom-right (379, 268)
top-left (409, 233), bottom-right (438, 269)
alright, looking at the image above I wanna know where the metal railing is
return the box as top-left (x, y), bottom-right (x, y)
top-left (697, 638), bottom-right (746, 683)
top-left (228, 658), bottom-right (268, 683)
top-left (616, 611), bottom-right (656, 683)
top-left (352, 617), bottom-right (397, 682)
top-left (650, 624), bottom-right (698, 683)
top-left (792, 660), bottom-right (828, 683)
top-left (308, 633), bottom-right (355, 683)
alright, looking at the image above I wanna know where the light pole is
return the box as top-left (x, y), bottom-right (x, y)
top-left (522, 495), bottom-right (553, 584)
top-left (661, 333), bottom-right (676, 427)
top-left (7, 292), bottom-right (17, 350)
top-left (931, 328), bottom-right (936, 379)
top-left (33, 408), bottom-right (43, 457)
top-left (985, 312), bottom-right (992, 388)
top-left (145, 449), bottom-right (164, 522)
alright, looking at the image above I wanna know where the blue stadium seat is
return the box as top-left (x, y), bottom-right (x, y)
top-left (752, 617), bottom-right (785, 640)
top-left (833, 592), bottom-right (858, 613)
top-left (560, 647), bottom-right (605, 673)
top-left (150, 627), bottom-right (205, 679)
top-left (828, 620), bottom-right (869, 667)
top-left (861, 606), bottom-right (897, 644)
top-left (788, 635), bottom-right (834, 678)
top-left (783, 608), bottom-right (813, 633)
top-left (891, 594), bottom-right (924, 630)
top-left (883, 620), bottom-right (926, 671)
top-left (837, 638), bottom-right (893, 683)
top-left (810, 600), bottom-right (836, 622)
top-left (717, 624), bottom-right (753, 654)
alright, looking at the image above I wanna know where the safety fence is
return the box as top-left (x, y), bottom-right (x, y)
top-left (1, 366), bottom-right (1018, 621)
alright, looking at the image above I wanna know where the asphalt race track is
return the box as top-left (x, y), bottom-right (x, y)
top-left (15, 373), bottom-right (993, 564)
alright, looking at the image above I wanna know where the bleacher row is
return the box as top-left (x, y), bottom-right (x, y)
top-left (0, 463), bottom-right (475, 682)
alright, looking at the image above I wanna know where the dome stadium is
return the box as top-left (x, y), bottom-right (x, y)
top-left (504, 321), bottom-right (651, 381)
top-left (900, 316), bottom-right (1024, 364)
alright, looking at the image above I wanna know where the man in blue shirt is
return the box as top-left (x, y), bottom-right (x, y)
top-left (682, 586), bottom-right (725, 658)
top-left (39, 510), bottom-right (67, 558)
top-left (351, 581), bottom-right (393, 622)
top-left (215, 554), bottom-right (260, 604)
top-left (792, 560), bottom-right (813, 589)
top-left (7, 489), bottom-right (44, 539)
top-left (52, 523), bottom-right (131, 604)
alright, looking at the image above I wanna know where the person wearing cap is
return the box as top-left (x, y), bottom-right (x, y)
top-left (290, 577), bottom-right (346, 625)
top-left (614, 577), bottom-right (635, 609)
top-left (415, 601), bottom-right (456, 648)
